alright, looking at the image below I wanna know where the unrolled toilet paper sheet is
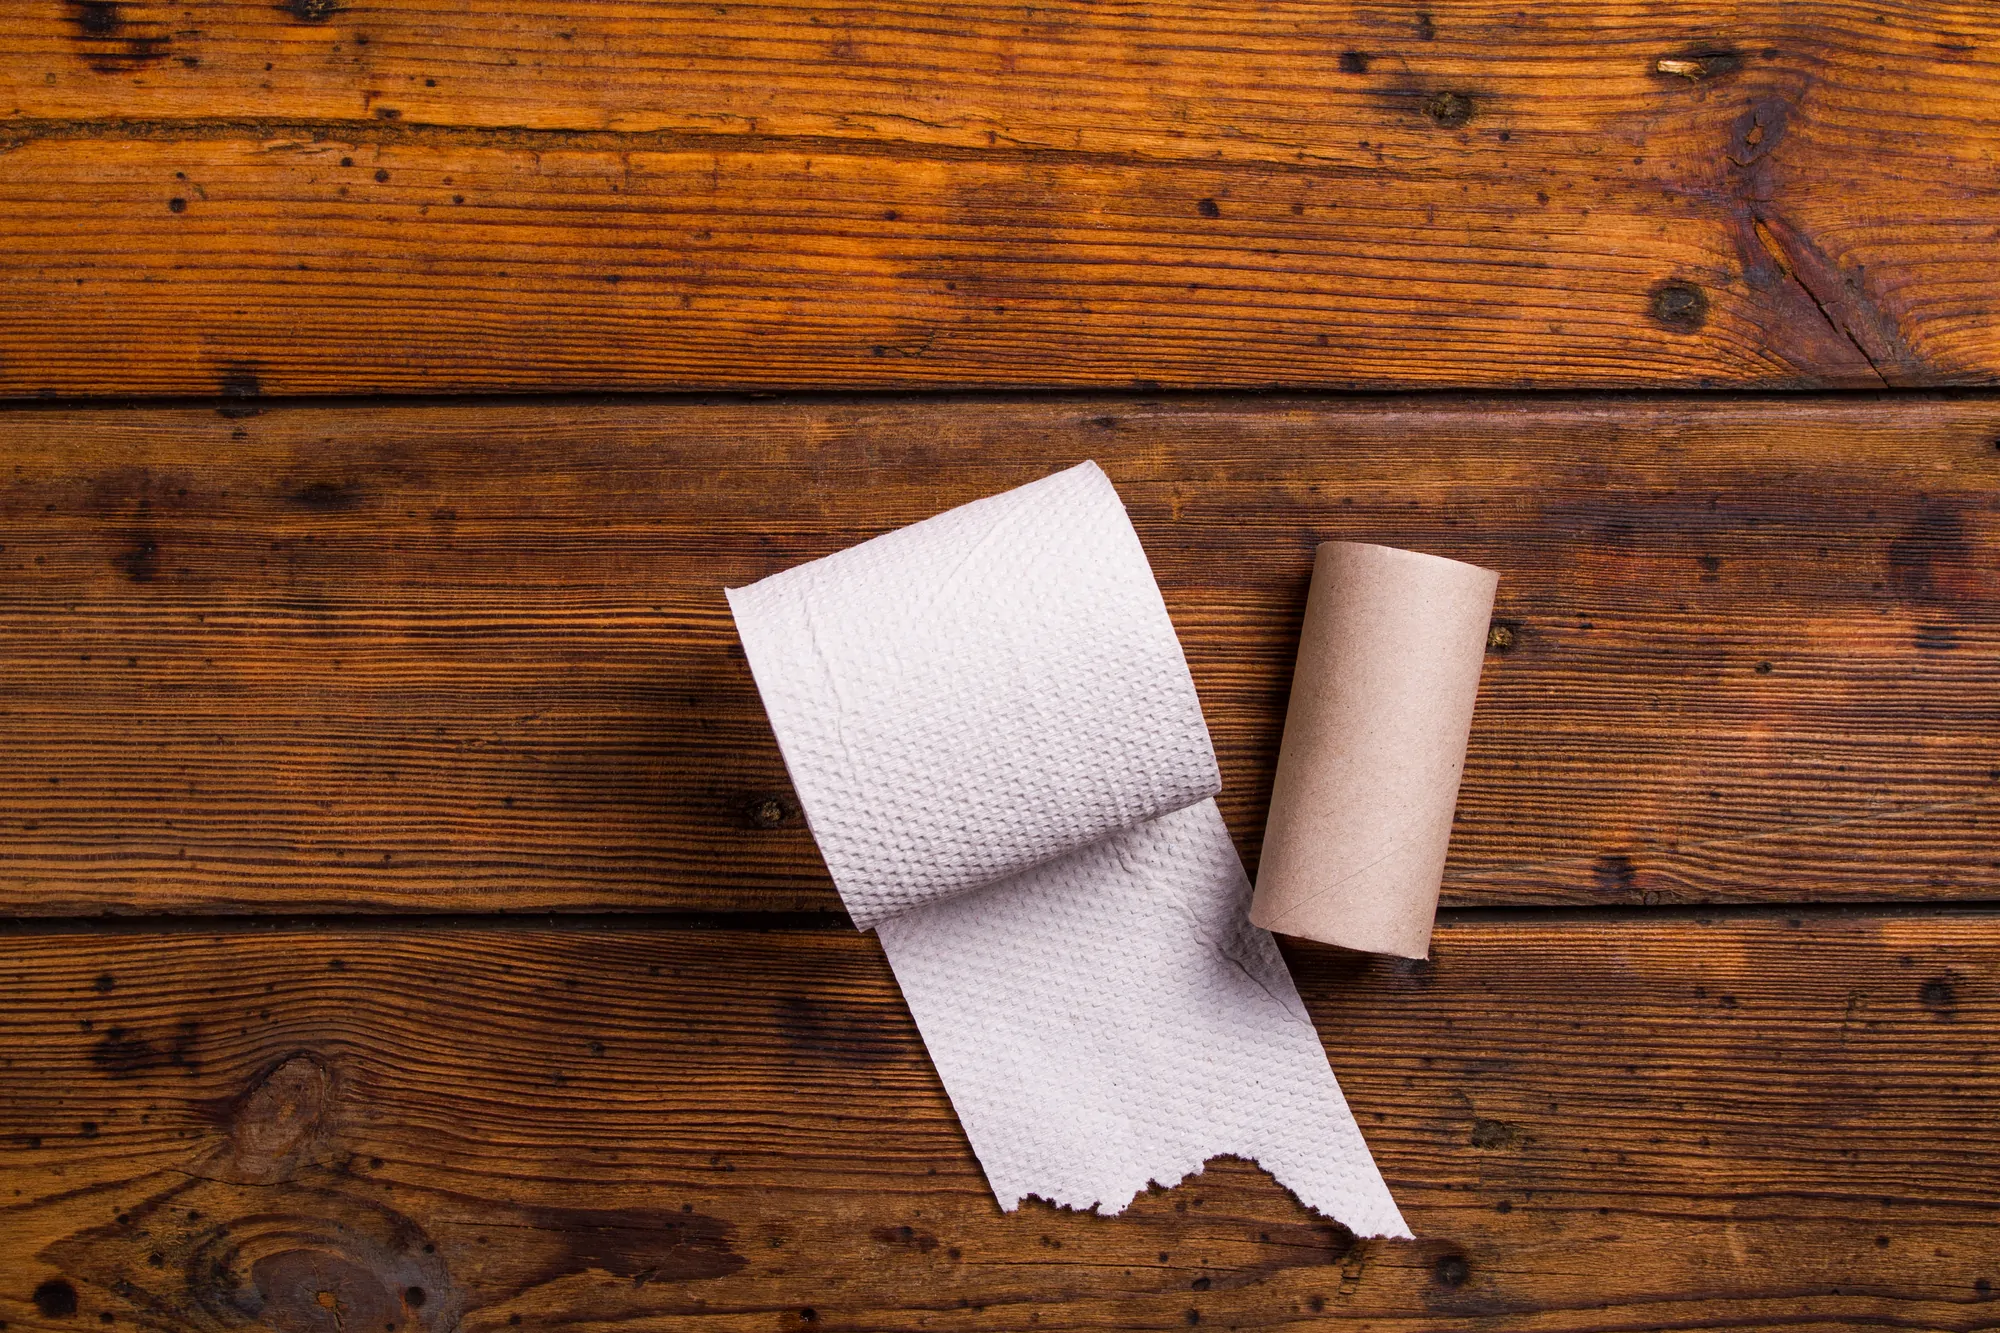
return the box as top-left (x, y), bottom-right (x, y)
top-left (727, 462), bottom-right (1408, 1239)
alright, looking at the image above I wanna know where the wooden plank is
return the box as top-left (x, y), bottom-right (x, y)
top-left (14, 0), bottom-right (1994, 150)
top-left (1, 1), bottom-right (1997, 392)
top-left (2, 393), bottom-right (1996, 916)
top-left (1, 913), bottom-right (1996, 1330)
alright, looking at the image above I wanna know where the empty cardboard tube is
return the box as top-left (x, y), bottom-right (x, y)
top-left (1250, 541), bottom-right (1500, 959)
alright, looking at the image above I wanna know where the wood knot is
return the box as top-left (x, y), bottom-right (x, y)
top-left (1654, 49), bottom-right (1741, 81)
top-left (740, 792), bottom-right (797, 829)
top-left (1433, 1252), bottom-right (1471, 1287)
top-left (1648, 280), bottom-right (1708, 332)
top-left (43, 1182), bottom-right (456, 1333)
top-left (1468, 1117), bottom-right (1523, 1149)
top-left (1423, 91), bottom-right (1474, 128)
top-left (229, 1213), bottom-right (460, 1333)
top-left (260, 1256), bottom-right (408, 1333)
top-left (1727, 98), bottom-right (1790, 167)
top-left (196, 1051), bottom-right (339, 1183)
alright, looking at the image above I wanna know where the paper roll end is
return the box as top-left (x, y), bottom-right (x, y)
top-left (1311, 538), bottom-right (1501, 591)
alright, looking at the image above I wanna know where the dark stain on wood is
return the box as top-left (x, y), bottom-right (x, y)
top-left (1886, 499), bottom-right (1977, 607)
top-left (69, 0), bottom-right (119, 36)
top-left (90, 1020), bottom-right (200, 1077)
top-left (1592, 854), bottom-right (1638, 895)
top-left (250, 1246), bottom-right (445, 1333)
top-left (1919, 975), bottom-right (1959, 1019)
top-left (287, 480), bottom-right (362, 511)
top-left (34, 1277), bottom-right (80, 1317)
top-left (63, 0), bottom-right (171, 72)
top-left (1394, 955), bottom-right (1437, 988)
top-left (776, 993), bottom-right (911, 1067)
top-left (42, 1136), bottom-right (736, 1331)
top-left (1252, 1217), bottom-right (1356, 1269)
top-left (111, 536), bottom-right (161, 583)
top-left (513, 1204), bottom-right (748, 1285)
top-left (872, 1224), bottom-right (940, 1253)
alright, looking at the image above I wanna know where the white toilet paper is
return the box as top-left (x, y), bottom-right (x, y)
top-left (727, 461), bottom-right (1409, 1238)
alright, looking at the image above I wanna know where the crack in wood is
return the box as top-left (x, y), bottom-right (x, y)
top-left (0, 113), bottom-right (1429, 184)
top-left (1721, 93), bottom-right (1935, 387)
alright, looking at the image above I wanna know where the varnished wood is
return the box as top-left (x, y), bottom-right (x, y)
top-left (6, 7), bottom-right (1996, 1333)
top-left (2, 393), bottom-right (1995, 916)
top-left (2, 0), bottom-right (1998, 393)
top-left (2, 913), bottom-right (1995, 1330)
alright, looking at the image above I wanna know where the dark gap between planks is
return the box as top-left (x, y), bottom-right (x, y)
top-left (5, 900), bottom-right (2000, 937)
top-left (6, 386), bottom-right (2000, 413)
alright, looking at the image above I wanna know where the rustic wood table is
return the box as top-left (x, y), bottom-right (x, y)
top-left (4, 3), bottom-right (1999, 1329)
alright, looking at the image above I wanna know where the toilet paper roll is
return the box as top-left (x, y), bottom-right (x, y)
top-left (728, 465), bottom-right (1409, 1238)
top-left (1251, 541), bottom-right (1500, 959)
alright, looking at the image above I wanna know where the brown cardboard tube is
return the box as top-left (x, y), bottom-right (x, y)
top-left (1250, 542), bottom-right (1500, 959)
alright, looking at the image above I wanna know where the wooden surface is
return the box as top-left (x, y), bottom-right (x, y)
top-left (5, 912), bottom-right (1999, 1332)
top-left (4, 1), bottom-right (2000, 394)
top-left (2, 394), bottom-right (1996, 917)
top-left (8, 0), bottom-right (2000, 1325)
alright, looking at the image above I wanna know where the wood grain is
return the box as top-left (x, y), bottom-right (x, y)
top-left (1, 0), bottom-right (1997, 393)
top-left (2, 393), bottom-right (1996, 916)
top-left (2, 913), bottom-right (1996, 1330)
